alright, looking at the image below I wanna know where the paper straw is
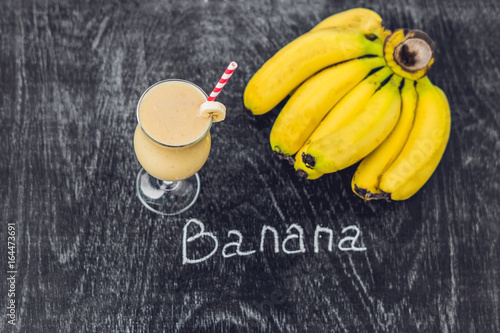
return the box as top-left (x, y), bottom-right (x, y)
top-left (207, 61), bottom-right (238, 101)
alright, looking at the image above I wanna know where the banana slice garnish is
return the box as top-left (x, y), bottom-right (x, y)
top-left (198, 101), bottom-right (226, 122)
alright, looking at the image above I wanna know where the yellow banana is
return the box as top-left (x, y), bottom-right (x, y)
top-left (270, 56), bottom-right (385, 157)
top-left (351, 79), bottom-right (417, 200)
top-left (310, 7), bottom-right (388, 40)
top-left (378, 76), bottom-right (451, 200)
top-left (294, 66), bottom-right (393, 180)
top-left (304, 75), bottom-right (402, 174)
top-left (384, 29), bottom-right (435, 80)
top-left (244, 27), bottom-right (384, 115)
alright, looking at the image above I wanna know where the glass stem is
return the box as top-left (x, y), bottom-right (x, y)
top-left (158, 179), bottom-right (180, 191)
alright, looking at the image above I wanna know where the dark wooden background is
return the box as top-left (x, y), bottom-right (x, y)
top-left (1, 0), bottom-right (499, 332)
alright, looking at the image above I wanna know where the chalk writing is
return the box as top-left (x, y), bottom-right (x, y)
top-left (338, 226), bottom-right (367, 251)
top-left (182, 219), bottom-right (218, 264)
top-left (222, 230), bottom-right (256, 258)
top-left (182, 219), bottom-right (367, 264)
top-left (314, 225), bottom-right (334, 253)
top-left (260, 225), bottom-right (279, 253)
top-left (282, 224), bottom-right (306, 254)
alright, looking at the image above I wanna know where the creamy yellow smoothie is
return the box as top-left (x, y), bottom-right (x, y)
top-left (134, 80), bottom-right (212, 181)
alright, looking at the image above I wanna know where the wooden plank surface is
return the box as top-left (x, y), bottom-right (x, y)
top-left (1, 0), bottom-right (499, 332)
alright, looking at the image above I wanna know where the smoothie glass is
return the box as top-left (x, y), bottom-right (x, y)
top-left (134, 79), bottom-right (213, 215)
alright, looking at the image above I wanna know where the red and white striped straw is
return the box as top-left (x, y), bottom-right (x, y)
top-left (207, 61), bottom-right (238, 102)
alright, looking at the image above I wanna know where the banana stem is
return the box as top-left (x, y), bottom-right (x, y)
top-left (392, 30), bottom-right (435, 73)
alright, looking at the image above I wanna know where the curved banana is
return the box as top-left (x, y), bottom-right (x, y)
top-left (244, 27), bottom-right (384, 115)
top-left (304, 75), bottom-right (402, 174)
top-left (310, 8), bottom-right (388, 40)
top-left (351, 79), bottom-right (417, 200)
top-left (270, 56), bottom-right (385, 157)
top-left (378, 76), bottom-right (451, 200)
top-left (384, 29), bottom-right (435, 80)
top-left (294, 66), bottom-right (393, 180)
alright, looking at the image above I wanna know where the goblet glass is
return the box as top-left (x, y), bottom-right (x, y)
top-left (133, 79), bottom-right (213, 215)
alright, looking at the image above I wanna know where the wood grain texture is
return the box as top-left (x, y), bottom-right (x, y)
top-left (1, 0), bottom-right (499, 332)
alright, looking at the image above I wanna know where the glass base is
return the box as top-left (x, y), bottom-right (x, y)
top-left (136, 168), bottom-right (200, 215)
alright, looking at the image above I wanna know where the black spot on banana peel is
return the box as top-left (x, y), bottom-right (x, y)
top-left (383, 29), bottom-right (435, 80)
top-left (364, 33), bottom-right (378, 41)
top-left (302, 153), bottom-right (315, 169)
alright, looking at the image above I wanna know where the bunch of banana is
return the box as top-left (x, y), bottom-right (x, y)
top-left (244, 8), bottom-right (451, 201)
top-left (351, 76), bottom-right (451, 200)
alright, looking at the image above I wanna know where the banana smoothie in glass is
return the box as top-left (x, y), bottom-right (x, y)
top-left (134, 80), bottom-right (212, 181)
top-left (133, 62), bottom-right (236, 215)
top-left (133, 79), bottom-right (216, 215)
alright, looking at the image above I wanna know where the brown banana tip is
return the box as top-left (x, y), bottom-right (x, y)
top-left (379, 190), bottom-right (392, 202)
top-left (296, 169), bottom-right (308, 179)
top-left (244, 107), bottom-right (256, 117)
top-left (353, 185), bottom-right (370, 200)
top-left (301, 152), bottom-right (315, 168)
top-left (354, 185), bottom-right (392, 202)
top-left (273, 149), bottom-right (295, 165)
